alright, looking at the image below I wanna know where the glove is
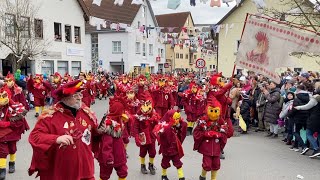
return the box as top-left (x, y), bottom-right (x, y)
top-left (204, 131), bottom-right (221, 138)
top-left (135, 135), bottom-right (141, 147)
top-left (0, 121), bottom-right (11, 128)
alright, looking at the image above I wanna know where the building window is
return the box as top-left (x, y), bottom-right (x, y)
top-left (142, 43), bottom-right (146, 56)
top-left (112, 41), bottom-right (121, 53)
top-left (57, 61), bottom-right (68, 75)
top-left (176, 53), bottom-right (179, 59)
top-left (180, 54), bottom-right (183, 59)
top-left (21, 16), bottom-right (30, 38)
top-left (74, 26), bottom-right (81, 43)
top-left (72, 61), bottom-right (81, 76)
top-left (136, 42), bottom-right (141, 54)
top-left (194, 55), bottom-right (197, 59)
top-left (34, 19), bottom-right (43, 39)
top-left (185, 54), bottom-right (188, 59)
top-left (41, 60), bottom-right (54, 75)
top-left (160, 49), bottom-right (164, 58)
top-left (65, 25), bottom-right (72, 42)
top-left (210, 65), bottom-right (212, 69)
top-left (5, 14), bottom-right (15, 36)
top-left (54, 22), bottom-right (62, 41)
top-left (213, 65), bottom-right (216, 69)
top-left (294, 68), bottom-right (302, 72)
top-left (149, 44), bottom-right (153, 55)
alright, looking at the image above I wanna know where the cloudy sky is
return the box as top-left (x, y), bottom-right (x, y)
top-left (149, 0), bottom-right (236, 24)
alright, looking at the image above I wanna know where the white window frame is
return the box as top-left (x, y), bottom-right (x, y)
top-left (112, 41), bottom-right (122, 53)
top-left (57, 61), bottom-right (69, 75)
top-left (136, 42), bottom-right (141, 54)
top-left (160, 49), bottom-right (164, 58)
top-left (72, 61), bottom-right (81, 76)
top-left (149, 44), bottom-right (153, 55)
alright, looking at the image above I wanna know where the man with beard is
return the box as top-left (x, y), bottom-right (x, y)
top-left (28, 80), bottom-right (99, 180)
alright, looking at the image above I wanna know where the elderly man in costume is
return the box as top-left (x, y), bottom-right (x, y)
top-left (0, 87), bottom-right (28, 180)
top-left (28, 80), bottom-right (99, 180)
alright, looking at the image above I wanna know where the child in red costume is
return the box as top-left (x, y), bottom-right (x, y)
top-left (96, 95), bottom-right (129, 180)
top-left (27, 74), bottom-right (51, 117)
top-left (155, 109), bottom-right (187, 180)
top-left (133, 93), bottom-right (160, 175)
top-left (193, 97), bottom-right (228, 180)
top-left (97, 74), bottom-right (110, 100)
top-left (0, 87), bottom-right (28, 179)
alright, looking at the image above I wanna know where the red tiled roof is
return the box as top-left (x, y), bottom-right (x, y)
top-left (156, 12), bottom-right (193, 33)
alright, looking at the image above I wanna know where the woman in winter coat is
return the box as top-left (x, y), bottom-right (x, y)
top-left (287, 85), bottom-right (310, 152)
top-left (295, 82), bottom-right (320, 158)
top-left (263, 81), bottom-right (282, 138)
top-left (279, 92), bottom-right (295, 145)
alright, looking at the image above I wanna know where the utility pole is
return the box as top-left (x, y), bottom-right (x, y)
top-left (121, 52), bottom-right (124, 74)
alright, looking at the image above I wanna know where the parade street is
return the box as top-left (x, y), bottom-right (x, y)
top-left (9, 99), bottom-right (320, 180)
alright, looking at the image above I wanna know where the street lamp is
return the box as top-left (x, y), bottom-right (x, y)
top-left (121, 52), bottom-right (124, 74)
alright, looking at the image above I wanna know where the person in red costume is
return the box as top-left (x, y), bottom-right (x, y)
top-left (0, 88), bottom-right (28, 180)
top-left (78, 72), bottom-right (93, 107)
top-left (135, 75), bottom-right (150, 101)
top-left (150, 77), bottom-right (175, 118)
top-left (207, 73), bottom-right (238, 159)
top-left (181, 82), bottom-right (203, 136)
top-left (50, 72), bottom-right (63, 104)
top-left (115, 74), bottom-right (132, 97)
top-left (61, 73), bottom-right (72, 85)
top-left (28, 80), bottom-right (99, 180)
top-left (86, 72), bottom-right (96, 105)
top-left (27, 74), bottom-right (51, 117)
top-left (167, 75), bottom-right (179, 106)
top-left (96, 95), bottom-right (129, 180)
top-left (97, 74), bottom-right (110, 100)
top-left (122, 85), bottom-right (139, 158)
top-left (3, 72), bottom-right (29, 110)
top-left (193, 97), bottom-right (228, 180)
top-left (154, 109), bottom-right (187, 180)
top-left (133, 93), bottom-right (160, 176)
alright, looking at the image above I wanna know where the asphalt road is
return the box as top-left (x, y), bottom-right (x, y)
top-left (7, 99), bottom-right (320, 180)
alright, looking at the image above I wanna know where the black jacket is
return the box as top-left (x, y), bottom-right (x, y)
top-left (240, 99), bottom-right (251, 121)
top-left (288, 91), bottom-right (310, 125)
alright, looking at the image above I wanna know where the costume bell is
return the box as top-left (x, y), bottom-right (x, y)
top-left (155, 110), bottom-right (187, 180)
top-left (0, 88), bottom-right (29, 180)
top-left (96, 96), bottom-right (129, 180)
top-left (193, 97), bottom-right (228, 180)
top-left (133, 93), bottom-right (160, 175)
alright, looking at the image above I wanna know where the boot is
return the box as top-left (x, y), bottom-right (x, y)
top-left (179, 178), bottom-right (185, 180)
top-left (220, 153), bottom-right (225, 160)
top-left (199, 176), bottom-right (206, 180)
top-left (126, 152), bottom-right (129, 159)
top-left (8, 162), bottom-right (15, 173)
top-left (148, 163), bottom-right (156, 175)
top-left (0, 168), bottom-right (6, 180)
top-left (161, 175), bottom-right (169, 180)
top-left (187, 127), bottom-right (193, 136)
top-left (265, 132), bottom-right (273, 137)
top-left (35, 113), bottom-right (39, 117)
top-left (141, 164), bottom-right (148, 174)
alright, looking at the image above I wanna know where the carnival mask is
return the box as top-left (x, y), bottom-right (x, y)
top-left (0, 91), bottom-right (9, 106)
top-left (158, 78), bottom-right (166, 87)
top-left (168, 81), bottom-right (174, 86)
top-left (126, 91), bottom-right (135, 100)
top-left (172, 112), bottom-right (181, 126)
top-left (5, 79), bottom-right (14, 88)
top-left (122, 77), bottom-right (128, 84)
top-left (141, 100), bottom-right (153, 114)
top-left (191, 86), bottom-right (198, 94)
top-left (207, 106), bottom-right (220, 121)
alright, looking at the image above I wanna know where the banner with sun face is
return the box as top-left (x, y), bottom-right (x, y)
top-left (236, 17), bottom-right (320, 83)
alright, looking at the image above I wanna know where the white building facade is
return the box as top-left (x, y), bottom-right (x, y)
top-left (0, 0), bottom-right (87, 76)
top-left (84, 0), bottom-right (166, 74)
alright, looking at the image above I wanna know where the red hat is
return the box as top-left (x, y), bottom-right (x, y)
top-left (207, 96), bottom-right (221, 110)
top-left (139, 91), bottom-right (153, 106)
top-left (189, 81), bottom-right (198, 89)
top-left (108, 95), bottom-right (126, 119)
top-left (52, 80), bottom-right (84, 100)
top-left (210, 72), bottom-right (223, 87)
top-left (5, 72), bottom-right (15, 82)
top-left (138, 74), bottom-right (146, 81)
top-left (64, 72), bottom-right (70, 77)
top-left (54, 72), bottom-right (62, 79)
top-left (161, 109), bottom-right (177, 123)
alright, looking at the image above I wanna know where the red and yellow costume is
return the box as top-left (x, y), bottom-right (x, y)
top-left (133, 93), bottom-right (160, 175)
top-left (155, 110), bottom-right (187, 180)
top-left (79, 72), bottom-right (94, 108)
top-left (181, 82), bottom-right (205, 135)
top-left (115, 75), bottom-right (132, 97)
top-left (3, 73), bottom-right (29, 110)
top-left (27, 74), bottom-right (51, 117)
top-left (135, 75), bottom-right (150, 101)
top-left (97, 75), bottom-right (110, 100)
top-left (150, 77), bottom-right (175, 118)
top-left (193, 98), bottom-right (228, 180)
top-left (0, 87), bottom-right (29, 179)
top-left (51, 72), bottom-right (63, 104)
top-left (96, 96), bottom-right (129, 180)
top-left (28, 80), bottom-right (99, 180)
top-left (61, 73), bottom-right (72, 85)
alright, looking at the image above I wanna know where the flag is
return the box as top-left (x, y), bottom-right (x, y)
top-left (236, 17), bottom-right (320, 84)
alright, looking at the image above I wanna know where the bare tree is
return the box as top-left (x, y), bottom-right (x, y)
top-left (0, 0), bottom-right (51, 72)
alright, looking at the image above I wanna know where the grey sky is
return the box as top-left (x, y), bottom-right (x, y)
top-left (149, 0), bottom-right (236, 24)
